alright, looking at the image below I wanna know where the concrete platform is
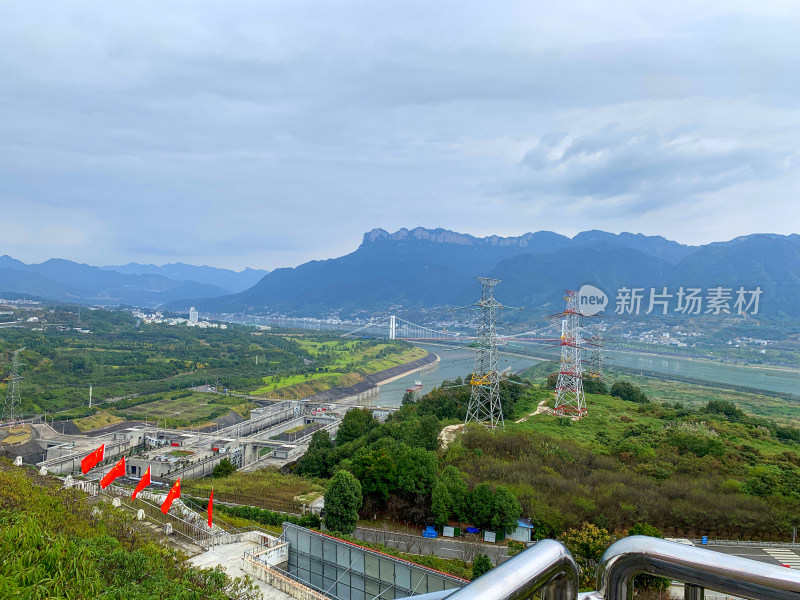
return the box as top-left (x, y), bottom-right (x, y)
top-left (190, 540), bottom-right (294, 600)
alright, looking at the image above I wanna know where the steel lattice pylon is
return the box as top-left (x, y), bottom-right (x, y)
top-left (554, 291), bottom-right (587, 419)
top-left (2, 347), bottom-right (25, 422)
top-left (587, 334), bottom-right (605, 380)
top-left (465, 278), bottom-right (505, 430)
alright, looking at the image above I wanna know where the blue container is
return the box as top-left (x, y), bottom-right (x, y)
top-left (422, 526), bottom-right (438, 538)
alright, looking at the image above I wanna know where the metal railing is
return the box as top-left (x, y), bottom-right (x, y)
top-left (592, 536), bottom-right (800, 600)
top-left (443, 539), bottom-right (578, 600)
top-left (397, 537), bottom-right (800, 600)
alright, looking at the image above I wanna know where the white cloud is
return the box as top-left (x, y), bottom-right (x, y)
top-left (0, 1), bottom-right (798, 267)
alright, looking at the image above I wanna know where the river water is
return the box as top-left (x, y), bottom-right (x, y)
top-left (605, 350), bottom-right (800, 397)
top-left (371, 344), bottom-right (800, 408)
top-left (248, 319), bottom-right (800, 406)
top-left (372, 344), bottom-right (541, 408)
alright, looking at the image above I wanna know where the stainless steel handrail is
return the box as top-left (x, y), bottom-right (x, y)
top-left (442, 539), bottom-right (579, 600)
top-left (596, 536), bottom-right (800, 600)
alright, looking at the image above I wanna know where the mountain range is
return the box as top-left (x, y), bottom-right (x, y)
top-left (2, 228), bottom-right (799, 319)
top-left (0, 256), bottom-right (267, 307)
top-left (170, 228), bottom-right (800, 320)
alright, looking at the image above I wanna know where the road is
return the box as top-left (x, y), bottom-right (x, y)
top-left (353, 526), bottom-right (511, 565)
top-left (354, 529), bottom-right (800, 570)
top-left (692, 543), bottom-right (800, 569)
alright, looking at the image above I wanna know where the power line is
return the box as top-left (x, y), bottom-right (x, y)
top-left (2, 348), bottom-right (26, 422)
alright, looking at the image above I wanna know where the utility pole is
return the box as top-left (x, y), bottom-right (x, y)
top-left (2, 348), bottom-right (25, 422)
top-left (464, 278), bottom-right (505, 430)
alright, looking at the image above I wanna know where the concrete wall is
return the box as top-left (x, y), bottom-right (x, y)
top-left (41, 440), bottom-right (131, 474)
top-left (243, 557), bottom-right (328, 600)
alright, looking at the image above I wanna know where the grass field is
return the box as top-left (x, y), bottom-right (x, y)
top-left (0, 425), bottom-right (31, 445)
top-left (72, 410), bottom-right (124, 432)
top-left (509, 385), bottom-right (798, 458)
top-left (509, 392), bottom-right (669, 445)
top-left (182, 468), bottom-right (324, 511)
top-left (608, 369), bottom-right (800, 424)
top-left (115, 392), bottom-right (253, 428)
top-left (251, 341), bottom-right (427, 399)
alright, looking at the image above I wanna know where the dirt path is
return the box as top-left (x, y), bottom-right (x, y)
top-left (514, 400), bottom-right (551, 423)
top-left (438, 423), bottom-right (464, 449)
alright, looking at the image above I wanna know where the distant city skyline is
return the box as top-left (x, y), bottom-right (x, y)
top-left (1, 1), bottom-right (798, 270)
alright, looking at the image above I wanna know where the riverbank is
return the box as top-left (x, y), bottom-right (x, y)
top-left (304, 352), bottom-right (440, 404)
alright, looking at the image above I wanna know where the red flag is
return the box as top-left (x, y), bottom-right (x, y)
top-left (81, 444), bottom-right (105, 475)
top-left (100, 457), bottom-right (125, 489)
top-left (207, 489), bottom-right (214, 528)
top-left (132, 466), bottom-right (151, 500)
top-left (161, 478), bottom-right (181, 514)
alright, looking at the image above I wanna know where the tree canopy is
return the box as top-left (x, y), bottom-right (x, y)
top-left (324, 470), bottom-right (363, 534)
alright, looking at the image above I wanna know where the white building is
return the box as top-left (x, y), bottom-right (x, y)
top-left (189, 306), bottom-right (199, 323)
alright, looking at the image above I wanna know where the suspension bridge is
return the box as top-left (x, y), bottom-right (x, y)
top-left (342, 315), bottom-right (559, 345)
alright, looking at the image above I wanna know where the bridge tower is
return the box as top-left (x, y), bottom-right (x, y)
top-left (2, 348), bottom-right (25, 422)
top-left (554, 291), bottom-right (587, 419)
top-left (465, 278), bottom-right (505, 430)
top-left (389, 315), bottom-right (397, 340)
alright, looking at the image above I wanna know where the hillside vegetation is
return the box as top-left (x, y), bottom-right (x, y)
top-left (0, 306), bottom-right (423, 427)
top-left (289, 371), bottom-right (800, 542)
top-left (0, 460), bottom-right (258, 599)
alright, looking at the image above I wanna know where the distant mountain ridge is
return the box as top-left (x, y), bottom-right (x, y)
top-left (102, 262), bottom-right (268, 293)
top-left (4, 228), bottom-right (798, 319)
top-left (0, 256), bottom-right (231, 307)
top-left (176, 228), bottom-right (800, 319)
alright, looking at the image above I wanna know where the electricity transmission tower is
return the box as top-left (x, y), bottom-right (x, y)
top-left (554, 291), bottom-right (587, 419)
top-left (587, 334), bottom-right (605, 380)
top-left (2, 348), bottom-right (25, 422)
top-left (464, 278), bottom-right (505, 430)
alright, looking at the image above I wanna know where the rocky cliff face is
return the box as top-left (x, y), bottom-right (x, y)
top-left (361, 227), bottom-right (568, 248)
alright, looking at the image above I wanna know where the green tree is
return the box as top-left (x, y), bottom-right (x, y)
top-left (704, 400), bottom-right (745, 420)
top-left (560, 522), bottom-right (612, 588)
top-left (211, 458), bottom-right (237, 478)
top-left (402, 390), bottom-right (416, 406)
top-left (337, 408), bottom-right (378, 446)
top-left (396, 446), bottom-right (438, 496)
top-left (491, 486), bottom-right (522, 535)
top-left (472, 554), bottom-right (493, 579)
top-left (352, 447), bottom-right (397, 501)
top-left (546, 372), bottom-right (558, 390)
top-left (440, 466), bottom-right (470, 522)
top-left (296, 430), bottom-right (334, 477)
top-left (469, 483), bottom-right (494, 529)
top-left (610, 381), bottom-right (648, 404)
top-left (582, 376), bottom-right (608, 395)
top-left (324, 470), bottom-right (363, 534)
top-left (416, 414), bottom-right (441, 451)
top-left (431, 482), bottom-right (453, 529)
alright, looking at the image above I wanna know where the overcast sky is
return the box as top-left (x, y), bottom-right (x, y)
top-left (1, 1), bottom-right (799, 270)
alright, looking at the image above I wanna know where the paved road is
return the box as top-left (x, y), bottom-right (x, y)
top-left (667, 538), bottom-right (800, 569)
top-left (353, 526), bottom-right (511, 565)
top-left (362, 531), bottom-right (800, 570)
top-left (704, 544), bottom-right (800, 568)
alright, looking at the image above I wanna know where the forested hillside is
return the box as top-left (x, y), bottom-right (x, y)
top-left (294, 373), bottom-right (800, 542)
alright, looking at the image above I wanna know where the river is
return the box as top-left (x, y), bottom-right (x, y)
top-left (237, 318), bottom-right (800, 405)
top-left (371, 344), bottom-right (541, 408)
top-left (370, 344), bottom-right (800, 408)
